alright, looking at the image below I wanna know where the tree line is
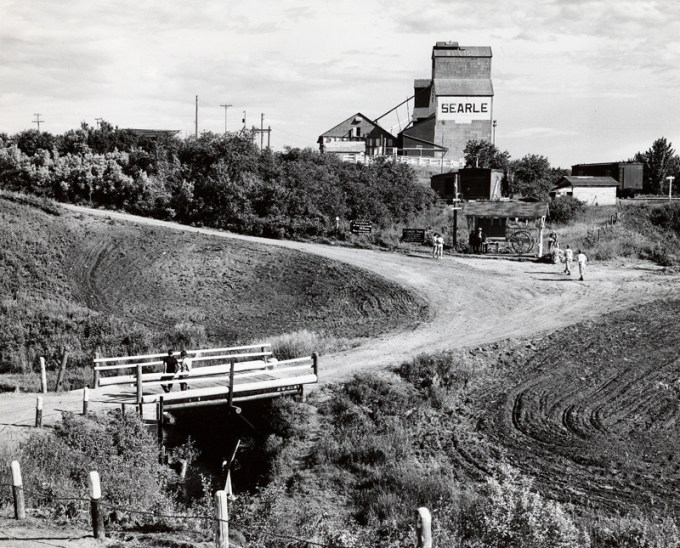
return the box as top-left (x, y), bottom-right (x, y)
top-left (0, 122), bottom-right (436, 238)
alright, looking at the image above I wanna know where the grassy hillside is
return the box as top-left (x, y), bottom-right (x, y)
top-left (0, 193), bottom-right (428, 387)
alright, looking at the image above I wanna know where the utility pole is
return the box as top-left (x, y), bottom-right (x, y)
top-left (33, 113), bottom-right (44, 132)
top-left (492, 120), bottom-right (497, 146)
top-left (260, 113), bottom-right (264, 151)
top-left (242, 110), bottom-right (246, 129)
top-left (267, 126), bottom-right (271, 149)
top-left (220, 104), bottom-right (232, 134)
top-left (195, 95), bottom-right (198, 138)
top-left (667, 176), bottom-right (675, 203)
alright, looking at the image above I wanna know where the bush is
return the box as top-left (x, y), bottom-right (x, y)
top-left (548, 196), bottom-right (587, 224)
top-left (476, 465), bottom-right (588, 547)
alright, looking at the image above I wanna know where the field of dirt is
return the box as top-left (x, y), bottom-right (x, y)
top-left (62, 211), bottom-right (429, 342)
top-left (466, 297), bottom-right (680, 514)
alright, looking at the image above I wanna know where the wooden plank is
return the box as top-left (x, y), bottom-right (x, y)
top-left (95, 352), bottom-right (271, 371)
top-left (93, 344), bottom-right (272, 364)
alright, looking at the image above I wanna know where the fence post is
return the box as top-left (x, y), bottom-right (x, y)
top-left (35, 397), bottom-right (43, 428)
top-left (261, 345), bottom-right (268, 364)
top-left (39, 357), bottom-right (47, 394)
top-left (54, 351), bottom-right (69, 392)
top-left (93, 352), bottom-right (100, 389)
top-left (228, 361), bottom-right (235, 408)
top-left (312, 352), bottom-right (319, 378)
top-left (11, 461), bottom-right (26, 520)
top-left (136, 362), bottom-right (143, 405)
top-left (157, 397), bottom-right (164, 445)
top-left (82, 387), bottom-right (89, 416)
top-left (416, 507), bottom-right (432, 548)
top-left (215, 490), bottom-right (229, 548)
top-left (88, 471), bottom-right (105, 539)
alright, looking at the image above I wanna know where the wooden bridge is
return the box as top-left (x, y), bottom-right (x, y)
top-left (91, 344), bottom-right (318, 419)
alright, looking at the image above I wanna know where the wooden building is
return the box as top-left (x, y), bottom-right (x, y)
top-left (463, 200), bottom-right (549, 256)
top-left (318, 113), bottom-right (396, 162)
top-left (571, 162), bottom-right (642, 197)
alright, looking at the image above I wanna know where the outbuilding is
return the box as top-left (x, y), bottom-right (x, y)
top-left (551, 176), bottom-right (618, 206)
top-left (463, 200), bottom-right (549, 256)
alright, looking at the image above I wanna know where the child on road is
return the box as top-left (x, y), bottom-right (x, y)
top-left (563, 245), bottom-right (574, 276)
top-left (576, 249), bottom-right (587, 281)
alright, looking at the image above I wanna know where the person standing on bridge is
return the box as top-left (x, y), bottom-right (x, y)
top-left (179, 350), bottom-right (192, 391)
top-left (161, 349), bottom-right (179, 393)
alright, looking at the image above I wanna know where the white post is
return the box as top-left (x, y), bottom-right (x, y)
top-left (35, 396), bottom-right (43, 428)
top-left (39, 357), bottom-right (47, 394)
top-left (83, 387), bottom-right (89, 415)
top-left (215, 490), bottom-right (229, 548)
top-left (416, 507), bottom-right (432, 548)
top-left (88, 471), bottom-right (105, 539)
top-left (11, 460), bottom-right (25, 520)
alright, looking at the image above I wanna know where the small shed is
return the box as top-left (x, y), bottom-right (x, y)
top-left (459, 168), bottom-right (504, 200)
top-left (463, 200), bottom-right (549, 256)
top-left (551, 176), bottom-right (618, 206)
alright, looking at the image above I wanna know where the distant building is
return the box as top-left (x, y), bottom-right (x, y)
top-left (431, 168), bottom-right (504, 202)
top-left (399, 41), bottom-right (493, 162)
top-left (571, 162), bottom-right (643, 197)
top-left (552, 176), bottom-right (618, 206)
top-left (317, 113), bottom-right (396, 162)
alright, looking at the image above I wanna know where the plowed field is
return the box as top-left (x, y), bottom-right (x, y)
top-left (467, 298), bottom-right (680, 513)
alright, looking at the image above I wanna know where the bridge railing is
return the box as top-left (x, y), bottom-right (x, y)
top-left (92, 344), bottom-right (272, 388)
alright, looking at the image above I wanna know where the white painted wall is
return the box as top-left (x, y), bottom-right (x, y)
top-left (554, 186), bottom-right (617, 206)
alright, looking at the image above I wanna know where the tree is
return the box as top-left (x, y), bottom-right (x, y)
top-left (509, 154), bottom-right (553, 199)
top-left (633, 137), bottom-right (680, 194)
top-left (463, 139), bottom-right (511, 170)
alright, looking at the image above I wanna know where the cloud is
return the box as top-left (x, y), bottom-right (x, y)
top-left (504, 127), bottom-right (580, 139)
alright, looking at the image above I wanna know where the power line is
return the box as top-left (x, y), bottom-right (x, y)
top-left (33, 113), bottom-right (44, 132)
top-left (220, 103), bottom-right (233, 133)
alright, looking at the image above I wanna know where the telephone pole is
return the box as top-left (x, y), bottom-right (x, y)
top-left (220, 104), bottom-right (232, 133)
top-left (242, 110), bottom-right (246, 129)
top-left (95, 117), bottom-right (102, 129)
top-left (33, 113), bottom-right (44, 132)
top-left (195, 95), bottom-right (198, 138)
top-left (260, 113), bottom-right (264, 150)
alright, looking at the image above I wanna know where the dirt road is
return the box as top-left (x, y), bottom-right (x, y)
top-left (2, 204), bottom-right (678, 433)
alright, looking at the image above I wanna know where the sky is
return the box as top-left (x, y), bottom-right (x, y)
top-left (1, 0), bottom-right (680, 168)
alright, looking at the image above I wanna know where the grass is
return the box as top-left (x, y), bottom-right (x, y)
top-left (267, 329), bottom-right (357, 361)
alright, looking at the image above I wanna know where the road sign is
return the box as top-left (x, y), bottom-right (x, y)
top-left (401, 228), bottom-right (425, 243)
top-left (350, 220), bottom-right (372, 234)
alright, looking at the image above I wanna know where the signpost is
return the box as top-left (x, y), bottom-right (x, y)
top-left (401, 229), bottom-right (425, 244)
top-left (350, 220), bottom-right (372, 235)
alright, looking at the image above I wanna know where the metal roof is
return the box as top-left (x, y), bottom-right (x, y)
top-left (463, 201), bottom-right (549, 219)
top-left (433, 79), bottom-right (494, 96)
top-left (554, 176), bottom-right (619, 188)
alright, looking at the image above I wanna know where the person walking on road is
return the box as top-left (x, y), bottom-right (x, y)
top-left (563, 245), bottom-right (574, 276)
top-left (161, 349), bottom-right (179, 393)
top-left (435, 233), bottom-right (444, 259)
top-left (179, 350), bottom-right (193, 391)
top-left (577, 249), bottom-right (587, 281)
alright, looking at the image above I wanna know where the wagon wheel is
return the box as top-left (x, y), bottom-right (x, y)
top-left (509, 230), bottom-right (535, 254)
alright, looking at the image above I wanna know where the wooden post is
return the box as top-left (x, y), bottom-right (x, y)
top-left (11, 461), bottom-right (26, 520)
top-left (93, 352), bottom-right (100, 389)
top-left (537, 217), bottom-right (545, 258)
top-left (54, 351), bottom-right (69, 392)
top-left (82, 387), bottom-right (89, 415)
top-left (88, 471), bottom-right (105, 539)
top-left (159, 445), bottom-right (166, 465)
top-left (136, 362), bottom-right (143, 405)
top-left (215, 490), bottom-right (229, 548)
top-left (157, 397), bottom-right (164, 445)
top-left (179, 460), bottom-right (188, 480)
top-left (416, 507), bottom-right (432, 548)
top-left (298, 384), bottom-right (306, 402)
top-left (35, 397), bottom-right (43, 428)
top-left (228, 361), bottom-right (235, 408)
top-left (312, 352), bottom-right (319, 378)
top-left (39, 357), bottom-right (47, 394)
top-left (121, 403), bottom-right (126, 421)
top-left (261, 345), bottom-right (268, 364)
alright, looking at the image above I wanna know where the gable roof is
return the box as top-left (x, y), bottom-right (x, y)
top-left (433, 79), bottom-right (494, 96)
top-left (318, 112), bottom-right (394, 140)
top-left (554, 176), bottom-right (619, 189)
top-left (463, 201), bottom-right (549, 219)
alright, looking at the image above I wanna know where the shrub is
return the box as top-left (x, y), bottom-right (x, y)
top-left (548, 196), bottom-right (587, 224)
top-left (477, 465), bottom-right (588, 547)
